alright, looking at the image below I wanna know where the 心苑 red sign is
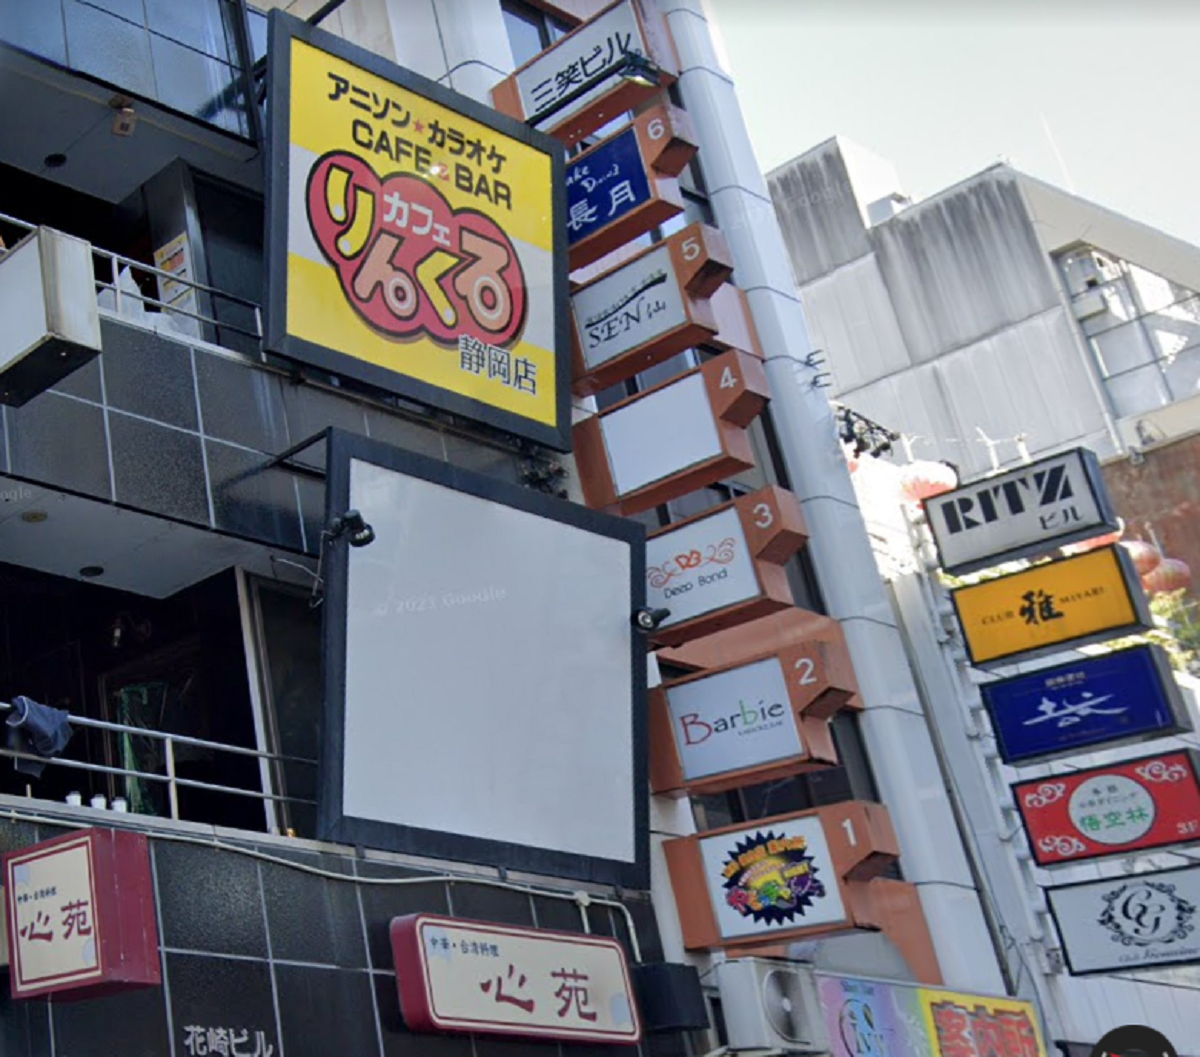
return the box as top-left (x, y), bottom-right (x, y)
top-left (390, 914), bottom-right (641, 1044)
top-left (1013, 750), bottom-right (1200, 866)
top-left (3, 828), bottom-right (160, 999)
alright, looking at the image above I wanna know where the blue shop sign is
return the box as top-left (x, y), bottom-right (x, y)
top-left (982, 644), bottom-right (1190, 765)
top-left (565, 127), bottom-right (651, 246)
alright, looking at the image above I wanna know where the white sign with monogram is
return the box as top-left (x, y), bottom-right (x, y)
top-left (1048, 865), bottom-right (1200, 975)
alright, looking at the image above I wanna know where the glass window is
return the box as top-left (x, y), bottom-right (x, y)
top-left (1105, 363), bottom-right (1171, 418)
top-left (501, 1), bottom-right (547, 67)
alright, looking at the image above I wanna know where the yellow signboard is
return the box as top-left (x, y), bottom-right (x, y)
top-left (918, 987), bottom-right (1048, 1057)
top-left (952, 546), bottom-right (1151, 667)
top-left (266, 14), bottom-right (569, 449)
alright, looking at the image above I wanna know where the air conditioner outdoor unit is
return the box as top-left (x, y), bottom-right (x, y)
top-left (715, 959), bottom-right (829, 1054)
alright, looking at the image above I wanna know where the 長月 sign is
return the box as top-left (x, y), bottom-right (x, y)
top-left (982, 645), bottom-right (1189, 765)
top-left (390, 914), bottom-right (641, 1044)
top-left (925, 448), bottom-right (1118, 575)
top-left (1048, 863), bottom-right (1200, 975)
top-left (265, 13), bottom-right (570, 450)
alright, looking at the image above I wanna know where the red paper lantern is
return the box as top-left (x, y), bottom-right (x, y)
top-left (1122, 539), bottom-right (1163, 576)
top-left (1142, 557), bottom-right (1192, 595)
top-left (1062, 523), bottom-right (1124, 555)
top-left (899, 460), bottom-right (958, 502)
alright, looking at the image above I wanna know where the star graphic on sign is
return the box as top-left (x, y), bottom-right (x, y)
top-left (414, 120), bottom-right (425, 133)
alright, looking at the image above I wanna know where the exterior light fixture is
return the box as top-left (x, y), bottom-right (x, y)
top-left (619, 53), bottom-right (660, 89)
top-left (327, 508), bottom-right (375, 548)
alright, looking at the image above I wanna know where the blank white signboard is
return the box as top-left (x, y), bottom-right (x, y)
top-left (341, 459), bottom-right (636, 864)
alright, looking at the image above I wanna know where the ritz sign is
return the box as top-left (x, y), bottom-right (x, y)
top-left (925, 449), bottom-right (1118, 575)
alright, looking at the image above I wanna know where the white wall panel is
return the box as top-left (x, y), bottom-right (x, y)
top-left (798, 254), bottom-right (912, 392)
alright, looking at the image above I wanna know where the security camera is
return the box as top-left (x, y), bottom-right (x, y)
top-left (328, 509), bottom-right (376, 548)
top-left (632, 607), bottom-right (671, 631)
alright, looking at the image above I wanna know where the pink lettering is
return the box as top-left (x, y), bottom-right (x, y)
top-left (680, 713), bottom-right (712, 746)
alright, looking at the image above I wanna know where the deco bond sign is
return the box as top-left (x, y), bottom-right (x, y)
top-left (1048, 864), bottom-right (1200, 975)
top-left (266, 14), bottom-right (570, 450)
top-left (1013, 750), bottom-right (1200, 866)
top-left (925, 448), bottom-right (1118, 575)
top-left (951, 546), bottom-right (1151, 668)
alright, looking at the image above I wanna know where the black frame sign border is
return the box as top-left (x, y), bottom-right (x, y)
top-left (264, 11), bottom-right (573, 452)
top-left (981, 642), bottom-right (1190, 767)
top-left (318, 428), bottom-right (649, 888)
top-left (1046, 861), bottom-right (1200, 976)
top-left (950, 545), bottom-right (1153, 670)
top-left (923, 447), bottom-right (1120, 576)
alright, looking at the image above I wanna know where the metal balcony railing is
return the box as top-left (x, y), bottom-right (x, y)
top-left (0, 211), bottom-right (263, 354)
top-left (0, 698), bottom-right (316, 829)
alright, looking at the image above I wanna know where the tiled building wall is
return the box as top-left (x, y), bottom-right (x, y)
top-left (2, 318), bottom-right (525, 557)
top-left (0, 818), bottom-right (676, 1057)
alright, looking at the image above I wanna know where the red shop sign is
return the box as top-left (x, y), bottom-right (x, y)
top-left (1013, 750), bottom-right (1200, 866)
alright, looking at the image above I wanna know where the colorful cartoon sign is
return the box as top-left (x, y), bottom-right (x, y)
top-left (1012, 750), bottom-right (1200, 866)
top-left (950, 546), bottom-right (1151, 667)
top-left (390, 914), bottom-right (640, 1044)
top-left (982, 645), bottom-right (1189, 765)
top-left (817, 976), bottom-right (1047, 1057)
top-left (265, 14), bottom-right (569, 450)
top-left (699, 816), bottom-right (846, 939)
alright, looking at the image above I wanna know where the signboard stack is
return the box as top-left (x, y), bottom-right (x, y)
top-left (924, 448), bottom-right (1200, 977)
top-left (501, 0), bottom-right (941, 985)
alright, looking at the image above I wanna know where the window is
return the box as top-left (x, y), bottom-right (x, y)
top-left (501, 0), bottom-right (574, 67)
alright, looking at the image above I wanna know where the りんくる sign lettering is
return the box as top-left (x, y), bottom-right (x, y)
top-left (950, 546), bottom-right (1151, 667)
top-left (265, 14), bottom-right (570, 450)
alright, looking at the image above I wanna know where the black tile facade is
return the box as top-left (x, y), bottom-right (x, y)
top-left (100, 320), bottom-right (199, 430)
top-left (153, 840), bottom-right (268, 958)
top-left (194, 351), bottom-right (289, 454)
top-left (0, 822), bottom-right (668, 1057)
top-left (448, 881), bottom-right (535, 927)
top-left (52, 977), bottom-right (171, 1057)
top-left (206, 439), bottom-right (304, 549)
top-left (0, 982), bottom-right (50, 1057)
top-left (260, 848), bottom-right (367, 968)
top-left (165, 953), bottom-right (279, 1056)
top-left (7, 394), bottom-right (110, 500)
top-left (1, 322), bottom-right (541, 558)
top-left (275, 964), bottom-right (379, 1057)
top-left (355, 860), bottom-right (451, 972)
top-left (109, 412), bottom-right (210, 525)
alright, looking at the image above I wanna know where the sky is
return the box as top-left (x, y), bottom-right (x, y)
top-left (705, 0), bottom-right (1200, 248)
